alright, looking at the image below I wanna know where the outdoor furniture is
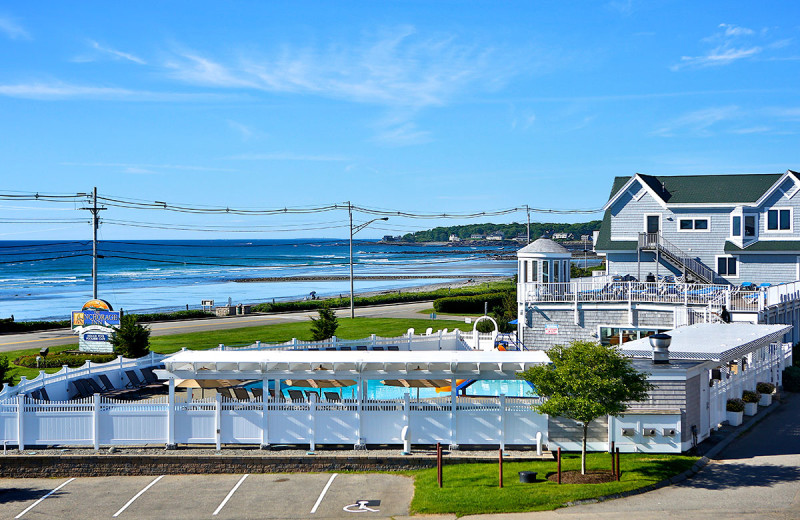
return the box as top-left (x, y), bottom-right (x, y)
top-left (125, 370), bottom-right (163, 393)
top-left (251, 387), bottom-right (263, 399)
top-left (324, 391), bottom-right (341, 402)
top-left (98, 374), bottom-right (117, 392)
top-left (339, 346), bottom-right (351, 351)
top-left (387, 346), bottom-right (400, 351)
top-left (218, 387), bottom-right (234, 400)
top-left (325, 347), bottom-right (336, 351)
top-left (372, 346), bottom-right (384, 351)
top-left (38, 387), bottom-right (50, 401)
top-left (356, 346), bottom-right (368, 351)
top-left (140, 367), bottom-right (160, 385)
top-left (71, 379), bottom-right (93, 399)
top-left (287, 389), bottom-right (305, 401)
top-left (232, 387), bottom-right (251, 400)
top-left (84, 378), bottom-right (106, 394)
top-left (29, 390), bottom-right (40, 400)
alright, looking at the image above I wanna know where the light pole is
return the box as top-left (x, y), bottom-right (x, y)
top-left (349, 202), bottom-right (388, 318)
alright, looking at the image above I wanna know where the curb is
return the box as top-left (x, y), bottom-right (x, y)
top-left (562, 396), bottom-right (785, 508)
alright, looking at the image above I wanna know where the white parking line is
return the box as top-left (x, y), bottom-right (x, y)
top-left (15, 477), bottom-right (76, 519)
top-left (112, 475), bottom-right (164, 517)
top-left (213, 474), bottom-right (249, 516)
top-left (310, 473), bottom-right (338, 514)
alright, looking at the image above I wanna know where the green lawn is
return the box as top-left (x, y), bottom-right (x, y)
top-left (408, 452), bottom-right (698, 516)
top-left (6, 317), bottom-right (471, 383)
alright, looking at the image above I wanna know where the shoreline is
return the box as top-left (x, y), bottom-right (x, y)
top-left (232, 274), bottom-right (491, 283)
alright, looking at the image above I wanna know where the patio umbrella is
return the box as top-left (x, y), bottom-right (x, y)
top-left (381, 379), bottom-right (452, 388)
top-left (285, 379), bottom-right (357, 389)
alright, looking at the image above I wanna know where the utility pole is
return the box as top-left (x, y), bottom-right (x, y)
top-left (349, 201), bottom-right (354, 319)
top-left (526, 205), bottom-right (531, 244)
top-left (80, 187), bottom-right (105, 299)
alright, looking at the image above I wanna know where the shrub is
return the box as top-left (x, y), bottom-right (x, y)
top-left (111, 315), bottom-right (151, 358)
top-left (310, 305), bottom-right (339, 341)
top-left (133, 310), bottom-right (214, 323)
top-left (433, 292), bottom-right (508, 314)
top-left (0, 319), bottom-right (70, 334)
top-left (783, 365), bottom-right (800, 392)
top-left (756, 382), bottom-right (775, 394)
top-left (14, 353), bottom-right (116, 369)
top-left (742, 390), bottom-right (760, 403)
top-left (726, 398), bottom-right (745, 412)
top-left (0, 356), bottom-right (13, 388)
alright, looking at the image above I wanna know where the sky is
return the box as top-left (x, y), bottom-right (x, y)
top-left (1, 1), bottom-right (799, 240)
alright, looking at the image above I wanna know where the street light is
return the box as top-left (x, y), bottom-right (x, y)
top-left (349, 203), bottom-right (388, 318)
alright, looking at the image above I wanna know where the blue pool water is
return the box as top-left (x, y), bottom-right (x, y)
top-left (251, 379), bottom-right (535, 399)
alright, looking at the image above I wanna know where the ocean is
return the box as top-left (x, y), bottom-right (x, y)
top-left (0, 239), bottom-right (519, 321)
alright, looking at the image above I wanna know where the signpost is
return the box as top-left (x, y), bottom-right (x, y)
top-left (72, 299), bottom-right (120, 353)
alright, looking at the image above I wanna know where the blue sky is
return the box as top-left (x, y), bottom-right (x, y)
top-left (1, 1), bottom-right (799, 239)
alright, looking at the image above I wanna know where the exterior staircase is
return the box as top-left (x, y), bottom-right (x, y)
top-left (638, 233), bottom-right (715, 284)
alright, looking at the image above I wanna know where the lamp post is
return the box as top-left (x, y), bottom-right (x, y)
top-left (349, 202), bottom-right (388, 318)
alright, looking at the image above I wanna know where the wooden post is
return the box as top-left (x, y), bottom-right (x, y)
top-left (498, 448), bottom-right (503, 488)
top-left (616, 447), bottom-right (621, 481)
top-left (437, 442), bottom-right (443, 488)
top-left (557, 447), bottom-right (561, 484)
top-left (610, 441), bottom-right (615, 477)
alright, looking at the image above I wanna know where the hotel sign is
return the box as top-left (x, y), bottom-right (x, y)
top-left (72, 299), bottom-right (119, 353)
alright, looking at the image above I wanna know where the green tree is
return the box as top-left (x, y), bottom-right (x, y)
top-left (0, 356), bottom-right (14, 389)
top-left (110, 314), bottom-right (151, 358)
top-left (517, 340), bottom-right (653, 474)
top-left (310, 305), bottom-right (339, 341)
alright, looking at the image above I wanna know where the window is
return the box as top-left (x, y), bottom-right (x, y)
top-left (645, 214), bottom-right (660, 234)
top-left (532, 261), bottom-right (538, 282)
top-left (744, 215), bottom-right (756, 238)
top-left (678, 218), bottom-right (709, 231)
top-left (767, 208), bottom-right (792, 231)
top-left (717, 256), bottom-right (738, 277)
top-left (732, 216), bottom-right (741, 237)
top-left (542, 261), bottom-right (548, 283)
top-left (553, 261), bottom-right (559, 283)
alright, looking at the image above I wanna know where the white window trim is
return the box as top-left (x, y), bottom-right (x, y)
top-left (643, 213), bottom-right (662, 234)
top-left (764, 207), bottom-right (793, 233)
top-left (743, 214), bottom-right (758, 241)
top-left (677, 217), bottom-right (711, 233)
top-left (715, 255), bottom-right (740, 279)
top-left (796, 256), bottom-right (800, 281)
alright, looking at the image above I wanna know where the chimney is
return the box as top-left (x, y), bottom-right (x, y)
top-left (649, 333), bottom-right (672, 364)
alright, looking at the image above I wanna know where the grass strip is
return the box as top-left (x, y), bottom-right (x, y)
top-left (408, 452), bottom-right (698, 516)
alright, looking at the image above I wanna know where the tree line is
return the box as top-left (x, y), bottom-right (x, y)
top-left (400, 221), bottom-right (601, 242)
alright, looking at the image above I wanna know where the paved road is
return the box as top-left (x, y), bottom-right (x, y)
top-left (466, 394), bottom-right (800, 520)
top-left (0, 301), bottom-right (458, 353)
top-left (0, 472), bottom-right (414, 519)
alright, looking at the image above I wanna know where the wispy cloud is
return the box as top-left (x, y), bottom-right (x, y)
top-left (227, 120), bottom-right (255, 141)
top-left (229, 152), bottom-right (349, 161)
top-left (73, 40), bottom-right (146, 65)
top-left (0, 15), bottom-right (30, 40)
top-left (61, 161), bottom-right (236, 172)
top-left (123, 167), bottom-right (159, 175)
top-left (653, 106), bottom-right (740, 136)
top-left (164, 26), bottom-right (514, 109)
top-left (0, 81), bottom-right (235, 102)
top-left (671, 23), bottom-right (785, 70)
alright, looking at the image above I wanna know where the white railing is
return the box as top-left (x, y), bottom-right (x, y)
top-left (765, 280), bottom-right (800, 308)
top-left (0, 393), bottom-right (548, 451)
top-left (0, 352), bottom-right (167, 402)
top-left (638, 233), bottom-right (715, 283)
top-left (217, 329), bottom-right (470, 352)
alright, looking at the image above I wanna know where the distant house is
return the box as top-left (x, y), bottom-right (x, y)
top-left (580, 234), bottom-right (593, 242)
top-left (448, 234), bottom-right (460, 242)
top-left (382, 235), bottom-right (395, 242)
top-left (470, 234), bottom-right (485, 240)
top-left (487, 231), bottom-right (504, 241)
top-left (552, 232), bottom-right (574, 241)
top-left (514, 234), bottom-right (528, 243)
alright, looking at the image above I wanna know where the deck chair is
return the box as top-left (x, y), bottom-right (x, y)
top-left (125, 370), bottom-right (163, 393)
top-left (140, 367), bottom-right (160, 385)
top-left (387, 345), bottom-right (400, 351)
top-left (287, 389), bottom-right (305, 401)
top-left (29, 390), bottom-right (40, 400)
top-left (356, 346), bottom-right (368, 351)
top-left (39, 387), bottom-right (50, 401)
top-left (71, 379), bottom-right (93, 398)
top-left (84, 378), bottom-right (106, 394)
top-left (218, 387), bottom-right (234, 400)
top-left (372, 346), bottom-right (384, 351)
top-left (325, 347), bottom-right (336, 351)
top-left (232, 387), bottom-right (251, 401)
top-left (339, 346), bottom-right (351, 351)
top-left (125, 370), bottom-right (144, 388)
top-left (307, 347), bottom-right (319, 351)
top-left (251, 387), bottom-right (263, 400)
top-left (98, 374), bottom-right (117, 392)
top-left (324, 391), bottom-right (341, 402)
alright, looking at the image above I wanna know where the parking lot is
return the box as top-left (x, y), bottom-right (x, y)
top-left (0, 473), bottom-right (414, 519)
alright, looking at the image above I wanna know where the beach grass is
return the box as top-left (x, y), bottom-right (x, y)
top-left (5, 317), bottom-right (471, 383)
top-left (407, 452), bottom-right (698, 516)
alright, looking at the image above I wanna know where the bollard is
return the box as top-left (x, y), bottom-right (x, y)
top-left (499, 448), bottom-right (503, 488)
top-left (557, 447), bottom-right (562, 484)
top-left (437, 442), bottom-right (443, 488)
top-left (616, 447), bottom-right (621, 481)
top-left (611, 441), bottom-right (616, 477)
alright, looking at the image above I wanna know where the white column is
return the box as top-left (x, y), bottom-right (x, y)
top-left (499, 394), bottom-right (506, 451)
top-left (167, 378), bottom-right (175, 448)
top-left (356, 378), bottom-right (364, 448)
top-left (215, 392), bottom-right (222, 451)
top-left (309, 395), bottom-right (316, 452)
top-left (93, 393), bottom-right (100, 451)
top-left (16, 393), bottom-right (24, 452)
top-left (261, 377), bottom-right (269, 449)
top-left (450, 378), bottom-right (458, 448)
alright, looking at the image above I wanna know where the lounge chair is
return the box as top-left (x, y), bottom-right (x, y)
top-left (339, 346), bottom-right (351, 351)
top-left (232, 387), bottom-right (251, 400)
top-left (372, 346), bottom-right (384, 351)
top-left (125, 370), bottom-right (144, 388)
top-left (218, 387), bottom-right (234, 400)
top-left (251, 387), bottom-right (263, 400)
top-left (29, 390), bottom-right (40, 400)
top-left (71, 379), bottom-right (93, 399)
top-left (39, 387), bottom-right (50, 401)
top-left (387, 345), bottom-right (400, 351)
top-left (98, 374), bottom-right (117, 392)
top-left (324, 391), bottom-right (341, 402)
top-left (287, 389), bottom-right (305, 401)
top-left (307, 347), bottom-right (319, 351)
top-left (140, 367), bottom-right (160, 385)
top-left (84, 378), bottom-right (106, 394)
top-left (356, 346), bottom-right (368, 351)
top-left (325, 347), bottom-right (336, 351)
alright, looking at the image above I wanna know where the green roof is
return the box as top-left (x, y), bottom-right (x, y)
top-left (617, 173), bottom-right (785, 205)
top-left (594, 179), bottom-right (637, 252)
top-left (725, 240), bottom-right (800, 253)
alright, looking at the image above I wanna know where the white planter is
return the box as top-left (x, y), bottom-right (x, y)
top-left (726, 410), bottom-right (743, 426)
top-left (759, 393), bottom-right (772, 406)
top-left (744, 402), bottom-right (758, 416)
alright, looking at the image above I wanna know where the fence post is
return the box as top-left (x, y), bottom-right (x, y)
top-left (93, 393), bottom-right (100, 451)
top-left (370, 334), bottom-right (377, 348)
top-left (63, 365), bottom-right (70, 396)
top-left (215, 392), bottom-right (222, 451)
top-left (256, 340), bottom-right (261, 351)
top-left (166, 378), bottom-right (176, 449)
top-left (309, 395), bottom-right (316, 453)
top-left (16, 393), bottom-right (24, 452)
top-left (557, 447), bottom-right (561, 484)
top-left (261, 377), bottom-right (269, 449)
top-left (450, 379), bottom-right (457, 449)
top-left (499, 394), bottom-right (506, 452)
top-left (499, 448), bottom-right (503, 488)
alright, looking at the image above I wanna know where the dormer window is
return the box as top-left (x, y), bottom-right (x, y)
top-left (732, 216), bottom-right (741, 236)
top-left (744, 215), bottom-right (757, 238)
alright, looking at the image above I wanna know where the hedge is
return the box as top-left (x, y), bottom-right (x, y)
top-left (14, 353), bottom-right (117, 369)
top-left (433, 292), bottom-right (508, 314)
top-left (0, 319), bottom-right (70, 334)
top-left (783, 366), bottom-right (800, 392)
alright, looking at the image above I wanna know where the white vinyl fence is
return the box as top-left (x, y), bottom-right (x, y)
top-left (0, 393), bottom-right (548, 451)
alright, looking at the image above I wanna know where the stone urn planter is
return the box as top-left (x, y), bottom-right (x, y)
top-left (726, 410), bottom-right (744, 426)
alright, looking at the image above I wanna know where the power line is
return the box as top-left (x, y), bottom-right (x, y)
top-left (0, 253), bottom-right (92, 264)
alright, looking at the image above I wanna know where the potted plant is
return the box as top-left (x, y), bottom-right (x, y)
top-left (742, 390), bottom-right (760, 416)
top-left (726, 398), bottom-right (744, 426)
top-left (756, 382), bottom-right (775, 406)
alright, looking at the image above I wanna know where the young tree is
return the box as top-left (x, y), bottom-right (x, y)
top-left (518, 340), bottom-right (653, 474)
top-left (0, 356), bottom-right (14, 390)
top-left (310, 305), bottom-right (339, 341)
top-left (110, 314), bottom-right (151, 358)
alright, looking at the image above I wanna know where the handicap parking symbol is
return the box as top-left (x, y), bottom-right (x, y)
top-left (343, 499), bottom-right (381, 513)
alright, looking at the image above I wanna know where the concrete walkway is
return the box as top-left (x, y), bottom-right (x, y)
top-left (461, 393), bottom-right (800, 520)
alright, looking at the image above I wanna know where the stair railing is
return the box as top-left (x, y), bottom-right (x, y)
top-left (638, 232), bottom-right (715, 284)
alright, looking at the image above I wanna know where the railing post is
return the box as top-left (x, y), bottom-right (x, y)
top-left (309, 395), bottom-right (316, 452)
top-left (499, 394), bottom-right (506, 452)
top-left (261, 377), bottom-right (269, 449)
top-left (16, 393), bottom-right (24, 452)
top-left (215, 392), bottom-right (222, 451)
top-left (93, 393), bottom-right (100, 451)
top-left (166, 378), bottom-right (176, 449)
top-left (450, 379), bottom-right (458, 450)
